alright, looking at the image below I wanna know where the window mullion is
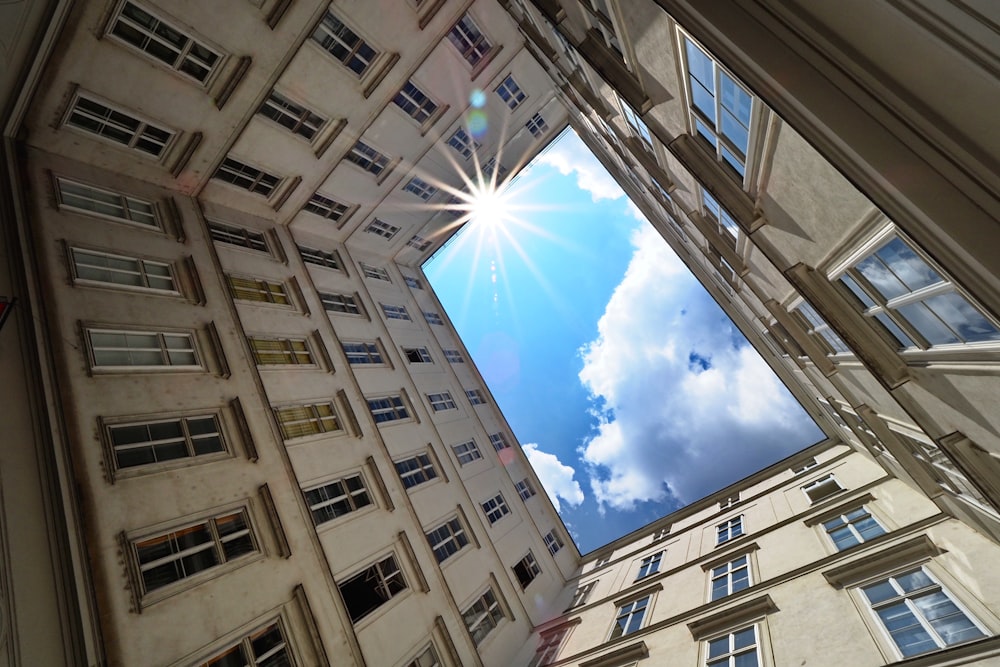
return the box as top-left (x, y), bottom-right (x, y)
top-left (180, 418), bottom-right (196, 457)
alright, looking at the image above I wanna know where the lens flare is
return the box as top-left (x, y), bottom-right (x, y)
top-left (469, 89), bottom-right (486, 108)
top-left (467, 110), bottom-right (488, 138)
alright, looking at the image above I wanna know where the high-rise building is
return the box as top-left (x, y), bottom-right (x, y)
top-left (0, 1), bottom-right (997, 665)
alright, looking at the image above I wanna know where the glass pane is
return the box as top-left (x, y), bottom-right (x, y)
top-left (874, 313), bottom-right (916, 348)
top-left (733, 650), bottom-right (759, 667)
top-left (707, 636), bottom-right (729, 659)
top-left (720, 73), bottom-right (752, 126)
top-left (840, 274), bottom-right (877, 309)
top-left (690, 78), bottom-right (716, 123)
top-left (733, 627), bottom-right (755, 649)
top-left (685, 41), bottom-right (714, 89)
top-left (862, 580), bottom-right (898, 605)
top-left (923, 292), bottom-right (1000, 343)
top-left (856, 255), bottom-right (909, 300)
top-left (875, 238), bottom-right (942, 292)
top-left (897, 302), bottom-right (960, 345)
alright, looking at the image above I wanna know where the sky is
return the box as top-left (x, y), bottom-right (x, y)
top-left (424, 129), bottom-right (822, 553)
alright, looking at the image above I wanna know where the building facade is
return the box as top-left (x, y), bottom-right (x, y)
top-left (0, 0), bottom-right (998, 666)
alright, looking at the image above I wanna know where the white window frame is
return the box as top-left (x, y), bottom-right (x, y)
top-left (304, 473), bottom-right (372, 526)
top-left (526, 113), bottom-right (548, 138)
top-left (393, 80), bottom-right (439, 126)
top-left (636, 551), bottom-right (663, 580)
top-left (495, 74), bottom-right (527, 110)
top-left (200, 618), bottom-right (293, 666)
top-left (447, 127), bottom-right (479, 159)
top-left (403, 176), bottom-right (438, 200)
top-left (298, 244), bottom-right (342, 270)
top-left (213, 156), bottom-right (282, 197)
top-left (424, 311), bottom-right (444, 325)
top-left (367, 394), bottom-right (410, 424)
top-left (208, 221), bottom-right (269, 254)
top-left (544, 530), bottom-right (564, 555)
top-left (452, 440), bottom-right (482, 466)
top-left (337, 554), bottom-right (407, 624)
top-left (703, 624), bottom-right (762, 667)
top-left (320, 292), bottom-right (362, 315)
top-left (347, 140), bottom-right (391, 177)
top-left (426, 516), bottom-right (470, 563)
top-left (86, 327), bottom-right (200, 370)
top-left (64, 92), bottom-right (175, 158)
top-left (105, 412), bottom-right (227, 473)
top-left (821, 506), bottom-right (886, 551)
top-left (716, 515), bottom-right (744, 545)
top-left (709, 555), bottom-right (752, 601)
top-left (258, 90), bottom-right (326, 140)
top-left (311, 11), bottom-right (380, 78)
top-left (360, 262), bottom-right (391, 282)
top-left (512, 551), bottom-right (541, 589)
top-left (248, 336), bottom-right (315, 367)
top-left (802, 474), bottom-right (844, 503)
top-left (395, 452), bottom-right (438, 489)
top-left (70, 247), bottom-right (177, 294)
top-left (303, 192), bottom-right (351, 223)
top-left (447, 14), bottom-right (494, 68)
top-left (463, 586), bottom-right (505, 646)
top-left (274, 402), bottom-right (341, 440)
top-left (342, 341), bottom-right (384, 365)
top-left (482, 493), bottom-right (510, 524)
top-left (365, 218), bottom-right (400, 239)
top-left (444, 349), bottom-right (464, 363)
top-left (466, 389), bottom-right (486, 405)
top-left (55, 177), bottom-right (160, 229)
top-left (609, 595), bottom-right (650, 639)
top-left (515, 478), bottom-right (536, 500)
top-left (427, 391), bottom-right (457, 412)
top-left (227, 275), bottom-right (291, 306)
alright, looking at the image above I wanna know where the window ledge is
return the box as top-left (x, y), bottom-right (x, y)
top-left (884, 634), bottom-right (1000, 666)
top-left (579, 641), bottom-right (648, 667)
top-left (687, 594), bottom-right (777, 639)
top-left (822, 534), bottom-right (944, 588)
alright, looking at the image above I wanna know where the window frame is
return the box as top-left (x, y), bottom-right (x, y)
top-left (609, 594), bottom-right (651, 639)
top-left (303, 192), bottom-right (352, 224)
top-left (802, 473), bottom-right (845, 504)
top-left (213, 156), bottom-right (283, 197)
top-left (515, 478), bottom-right (537, 500)
top-left (636, 551), bottom-right (663, 580)
top-left (342, 341), bottom-right (385, 366)
top-left (393, 79), bottom-right (440, 127)
top-left (337, 553), bottom-right (408, 625)
top-left (273, 401), bottom-right (342, 441)
top-left (55, 177), bottom-right (161, 229)
top-left (347, 140), bottom-right (392, 178)
top-left (426, 516), bottom-right (470, 564)
top-left (298, 244), bottom-right (342, 271)
top-left (427, 391), bottom-right (457, 412)
top-left (821, 505), bottom-right (887, 552)
top-left (102, 411), bottom-right (229, 476)
top-left (208, 221), bottom-right (270, 254)
top-left (526, 113), bottom-right (549, 138)
top-left (482, 493), bottom-right (510, 525)
top-left (247, 335), bottom-right (316, 368)
top-left (258, 89), bottom-right (327, 141)
top-left (310, 11), bottom-right (380, 78)
top-left (462, 586), bottom-right (506, 646)
top-left (544, 530), bottom-right (564, 555)
top-left (367, 394), bottom-right (411, 424)
top-left (708, 554), bottom-right (753, 601)
top-left (394, 451), bottom-right (439, 490)
top-left (512, 550), bottom-right (541, 589)
top-left (226, 274), bottom-right (292, 307)
top-left (447, 13), bottom-right (495, 69)
top-left (85, 326), bottom-right (201, 371)
top-left (63, 91), bottom-right (175, 159)
top-left (303, 472), bottom-right (374, 527)
top-left (452, 440), bottom-right (483, 466)
top-left (495, 74), bottom-right (527, 110)
top-left (403, 176), bottom-right (439, 201)
top-left (716, 515), bottom-right (744, 545)
top-left (69, 246), bottom-right (178, 295)
top-left (319, 291), bottom-right (363, 316)
top-left (702, 624), bottom-right (762, 667)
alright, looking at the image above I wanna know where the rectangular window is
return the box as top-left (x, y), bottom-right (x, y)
top-left (495, 75), bottom-right (526, 109)
top-left (395, 453), bottom-right (437, 489)
top-left (637, 551), bottom-right (662, 579)
top-left (570, 581), bottom-right (595, 608)
top-left (489, 433), bottom-right (510, 451)
top-left (133, 509), bottom-right (256, 594)
top-left (213, 157), bottom-right (281, 197)
top-left (208, 222), bottom-right (268, 253)
top-left (368, 395), bottom-right (410, 423)
top-left (381, 303), bottom-right (411, 321)
top-left (795, 302), bottom-right (851, 355)
top-left (463, 588), bottom-right (505, 645)
top-left (710, 555), bottom-right (751, 600)
top-left (702, 190), bottom-right (740, 242)
top-left (311, 12), bottom-right (378, 76)
top-left (365, 218), bottom-right (400, 239)
top-left (403, 347), bottom-right (432, 363)
top-left (338, 555), bottom-right (406, 623)
top-left (304, 193), bottom-right (350, 222)
top-left (526, 113), bottom-right (548, 138)
top-left (428, 392), bottom-right (457, 412)
top-left (482, 493), bottom-right (510, 524)
top-left (453, 440), bottom-right (482, 466)
top-left (424, 311), bottom-right (444, 325)
top-left (258, 91), bottom-right (326, 140)
top-left (466, 389), bottom-right (486, 405)
top-left (274, 402), bottom-right (341, 439)
top-left (717, 516), bottom-right (744, 544)
top-left (109, 2), bottom-right (221, 83)
top-left (88, 328), bottom-right (197, 368)
top-left (444, 349), bottom-right (464, 363)
top-left (298, 244), bottom-right (341, 270)
top-left (305, 474), bottom-right (371, 525)
top-left (405, 276), bottom-right (424, 290)
top-left (705, 626), bottom-right (760, 667)
top-left (792, 457), bottom-right (818, 473)
top-left (360, 263), bottom-right (391, 282)
top-left (447, 127), bottom-right (479, 159)
top-left (227, 275), bottom-right (290, 305)
top-left (823, 507), bottom-right (886, 551)
top-left (408, 235), bottom-right (433, 252)
top-left (71, 248), bottom-right (175, 292)
top-left (719, 492), bottom-right (740, 510)
top-left (610, 596), bottom-right (649, 639)
top-left (393, 80), bottom-right (439, 124)
top-left (515, 478), bottom-right (536, 500)
top-left (448, 14), bottom-right (493, 67)
top-left (203, 621), bottom-right (291, 666)
top-left (404, 645), bottom-right (440, 667)
top-left (861, 568), bottom-right (985, 658)
top-left (320, 292), bottom-right (361, 315)
top-left (483, 155), bottom-right (508, 181)
top-left (66, 94), bottom-right (173, 157)
top-left (619, 98), bottom-right (653, 150)
top-left (512, 551), bottom-right (541, 589)
top-left (426, 517), bottom-right (469, 563)
top-left (343, 342), bottom-right (383, 365)
top-left (531, 626), bottom-right (570, 667)
top-left (248, 336), bottom-right (313, 366)
top-left (544, 530), bottom-right (564, 555)
top-left (56, 178), bottom-right (158, 227)
top-left (802, 474), bottom-right (843, 503)
top-left (108, 414), bottom-right (224, 470)
top-left (403, 176), bottom-right (438, 200)
top-left (347, 140), bottom-right (390, 177)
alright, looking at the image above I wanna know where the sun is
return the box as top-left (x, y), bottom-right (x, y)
top-left (469, 182), bottom-right (511, 231)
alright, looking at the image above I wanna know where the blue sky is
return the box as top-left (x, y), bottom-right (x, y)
top-left (424, 129), bottom-right (822, 552)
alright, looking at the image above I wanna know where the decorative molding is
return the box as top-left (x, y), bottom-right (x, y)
top-left (822, 534), bottom-right (944, 588)
top-left (687, 594), bottom-right (777, 639)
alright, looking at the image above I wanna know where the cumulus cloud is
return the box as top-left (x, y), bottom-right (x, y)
top-left (523, 443), bottom-right (585, 512)
top-left (578, 224), bottom-right (822, 511)
top-left (537, 138), bottom-right (625, 203)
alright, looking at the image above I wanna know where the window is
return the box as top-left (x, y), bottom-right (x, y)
top-left (466, 389), bottom-right (486, 405)
top-left (347, 141), bottom-right (391, 177)
top-left (403, 176), bottom-right (438, 200)
top-left (405, 276), bottom-right (424, 290)
top-left (424, 311), bottom-right (444, 325)
top-left (365, 218), bottom-right (400, 239)
top-left (652, 527), bottom-right (670, 541)
top-left (586, 0), bottom-right (624, 60)
top-left (637, 551), bottom-right (662, 579)
top-left (570, 581), bottom-right (596, 608)
top-left (342, 341), bottom-right (383, 365)
top-left (702, 190), bottom-right (740, 242)
top-left (403, 347), bottom-right (432, 363)
top-left (360, 263), bottom-right (391, 282)
top-left (213, 157), bottom-right (281, 197)
top-left (248, 336), bottom-right (313, 366)
top-left (394, 80), bottom-right (439, 124)
top-left (710, 555), bottom-right (751, 600)
top-left (530, 626), bottom-right (570, 667)
top-left (860, 568), bottom-right (985, 658)
top-left (836, 233), bottom-right (1000, 349)
top-left (444, 349), bottom-right (465, 363)
top-left (381, 303), bottom-right (411, 321)
top-left (595, 554), bottom-right (612, 568)
top-left (483, 155), bottom-right (508, 181)
top-left (258, 91), bottom-right (325, 140)
top-left (404, 645), bottom-right (440, 667)
top-left (619, 98), bottom-right (652, 150)
top-left (298, 244), bottom-right (341, 270)
top-left (610, 596), bottom-right (649, 639)
top-left (719, 492), bottom-right (740, 510)
top-left (489, 432), bottom-right (510, 451)
top-left (451, 441), bottom-right (482, 467)
top-left (428, 392), bottom-right (457, 412)
top-left (227, 276), bottom-right (289, 305)
top-left (108, 414), bottom-right (224, 470)
top-left (448, 14), bottom-right (493, 67)
top-left (311, 12), bottom-right (378, 76)
top-left (447, 128), bottom-right (479, 159)
top-left (274, 402), bottom-right (341, 439)
top-left (87, 328), bottom-right (197, 368)
top-left (482, 493), bottom-right (510, 524)
top-left (526, 113), bottom-right (548, 138)
top-left (66, 94), bottom-right (173, 157)
top-left (802, 474), bottom-right (843, 503)
top-left (512, 551), bottom-right (541, 589)
top-left (705, 626), bottom-right (760, 667)
top-left (368, 395), bottom-right (410, 423)
top-left (544, 530), bottom-right (564, 555)
top-left (304, 193), bottom-right (350, 222)
top-left (515, 478), bottom-right (536, 500)
top-left (409, 235), bottom-right (433, 252)
top-left (320, 292), bottom-right (361, 315)
top-left (792, 457), bottom-right (818, 474)
top-left (717, 516), bottom-right (744, 544)
top-left (133, 509), bottom-right (256, 594)
top-left (495, 75), bottom-right (526, 109)
top-left (795, 302), bottom-right (851, 355)
top-left (463, 588), bottom-right (505, 645)
top-left (109, 2), bottom-right (221, 83)
top-left (338, 555), bottom-right (406, 623)
top-left (71, 248), bottom-right (175, 292)
top-left (202, 621), bottom-right (291, 666)
top-left (822, 507), bottom-right (886, 551)
top-left (209, 222), bottom-right (268, 253)
top-left (395, 453), bottom-right (437, 489)
top-left (426, 517), bottom-right (469, 563)
top-left (56, 178), bottom-right (158, 228)
top-left (304, 474), bottom-right (371, 525)
top-left (683, 36), bottom-right (754, 180)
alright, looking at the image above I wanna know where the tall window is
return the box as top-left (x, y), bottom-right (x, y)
top-left (227, 276), bottom-right (290, 305)
top-left (248, 337), bottom-right (313, 366)
top-left (342, 342), bottom-right (383, 365)
top-left (466, 389), bottom-right (486, 405)
top-left (426, 517), bottom-right (469, 563)
top-left (463, 588), bottom-right (505, 645)
top-left (710, 555), bottom-right (751, 600)
top-left (424, 311), bottom-right (444, 325)
top-left (209, 222), bottom-right (268, 253)
top-left (683, 36), bottom-right (753, 180)
top-left (530, 625), bottom-right (570, 667)
top-left (512, 551), bottom-right (541, 589)
top-left (214, 157), bottom-right (281, 197)
top-left (482, 493), bottom-right (510, 524)
top-left (395, 453), bottom-right (437, 489)
top-left (258, 91), bottom-right (326, 140)
top-left (360, 263), bottom-right (391, 282)
top-left (299, 244), bottom-right (341, 270)
top-left (836, 233), bottom-right (1000, 348)
top-left (447, 128), bottom-right (479, 159)
top-left (515, 478), bottom-right (536, 500)
top-left (66, 94), bottom-right (173, 157)
top-left (71, 248), bottom-right (175, 292)
top-left (87, 329), bottom-right (197, 368)
top-left (570, 581), bottom-right (595, 608)
top-left (304, 474), bottom-right (371, 525)
top-left (274, 402), bottom-right (341, 439)
top-left (203, 622), bottom-right (291, 666)
top-left (717, 516), bottom-right (744, 544)
top-left (427, 392), bottom-right (457, 412)
top-left (860, 568), bottom-right (985, 658)
top-left (109, 2), bottom-right (221, 83)
top-left (108, 414), bottom-right (224, 470)
top-left (495, 75), bottom-right (526, 109)
top-left (610, 596), bottom-right (649, 638)
top-left (380, 303), bottom-right (411, 321)
top-left (702, 190), bottom-right (740, 243)
top-left (448, 14), bottom-right (493, 67)
top-left (320, 292), bottom-right (361, 315)
top-left (394, 80), bottom-right (439, 124)
top-left (637, 551), bottom-right (662, 579)
top-left (368, 395), bottom-right (409, 423)
top-left (705, 626), bottom-right (760, 667)
top-left (526, 113), bottom-right (548, 138)
top-left (619, 98), bottom-right (652, 150)
top-left (403, 176), bottom-right (438, 200)
top-left (544, 530), bottom-right (564, 555)
top-left (365, 218), bottom-right (400, 239)
top-left (311, 12), bottom-right (378, 76)
top-left (822, 507), bottom-right (885, 551)
top-left (338, 555), bottom-right (406, 623)
top-left (795, 302), bottom-right (851, 355)
top-left (489, 432), bottom-right (510, 451)
top-left (56, 178), bottom-right (159, 228)
top-left (304, 193), bottom-right (350, 222)
top-left (404, 645), bottom-right (440, 667)
top-left (347, 140), bottom-right (391, 176)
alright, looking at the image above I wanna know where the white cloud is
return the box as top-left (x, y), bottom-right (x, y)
top-left (537, 136), bottom-right (625, 203)
top-left (523, 443), bottom-right (585, 512)
top-left (578, 224), bottom-right (822, 511)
